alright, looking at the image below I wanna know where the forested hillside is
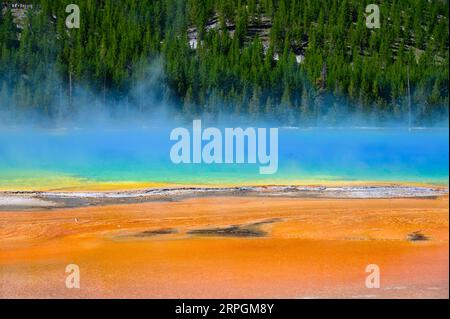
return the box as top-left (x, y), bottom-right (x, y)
top-left (0, 0), bottom-right (448, 125)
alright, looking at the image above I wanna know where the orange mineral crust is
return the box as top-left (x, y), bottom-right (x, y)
top-left (0, 196), bottom-right (448, 298)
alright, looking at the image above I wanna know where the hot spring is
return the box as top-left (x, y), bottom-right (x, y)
top-left (0, 127), bottom-right (448, 190)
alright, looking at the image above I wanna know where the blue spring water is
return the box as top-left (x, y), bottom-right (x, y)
top-left (0, 127), bottom-right (448, 188)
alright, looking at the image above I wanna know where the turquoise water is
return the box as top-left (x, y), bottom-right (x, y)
top-left (0, 127), bottom-right (448, 189)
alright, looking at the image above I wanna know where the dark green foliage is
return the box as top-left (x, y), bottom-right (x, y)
top-left (0, 0), bottom-right (448, 125)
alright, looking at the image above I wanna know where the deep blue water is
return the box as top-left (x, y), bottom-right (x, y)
top-left (0, 127), bottom-right (448, 188)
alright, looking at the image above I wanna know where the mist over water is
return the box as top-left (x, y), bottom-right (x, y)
top-left (0, 125), bottom-right (447, 190)
top-left (0, 61), bottom-right (448, 189)
top-left (1, 54), bottom-right (448, 129)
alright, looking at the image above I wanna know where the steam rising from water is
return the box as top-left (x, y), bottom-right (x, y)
top-left (0, 57), bottom-right (448, 129)
top-left (0, 59), bottom-right (448, 190)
